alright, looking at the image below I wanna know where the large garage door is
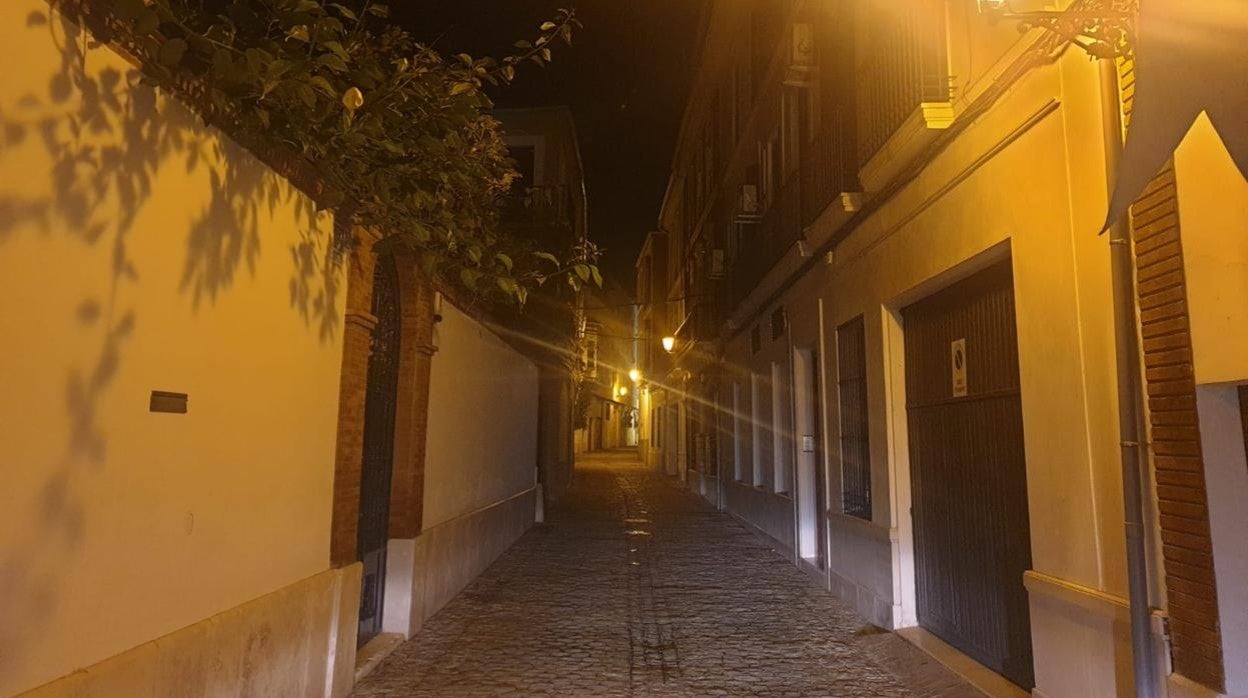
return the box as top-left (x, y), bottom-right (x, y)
top-left (902, 259), bottom-right (1034, 689)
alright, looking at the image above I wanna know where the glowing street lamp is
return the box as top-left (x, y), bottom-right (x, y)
top-left (628, 368), bottom-right (641, 383)
top-left (661, 336), bottom-right (676, 353)
top-left (617, 386), bottom-right (629, 398)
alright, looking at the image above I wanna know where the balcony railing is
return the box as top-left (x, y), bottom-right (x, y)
top-left (500, 185), bottom-right (576, 246)
top-left (731, 175), bottom-right (802, 305)
top-left (673, 298), bottom-right (720, 347)
top-left (855, 0), bottom-right (951, 167)
top-left (800, 107), bottom-right (858, 226)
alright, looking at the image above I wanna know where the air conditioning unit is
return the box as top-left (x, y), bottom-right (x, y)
top-left (740, 184), bottom-right (760, 215)
top-left (791, 23), bottom-right (815, 67)
top-left (785, 23), bottom-right (817, 87)
top-left (709, 249), bottom-right (726, 279)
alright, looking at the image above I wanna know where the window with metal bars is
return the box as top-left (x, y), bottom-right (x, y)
top-left (837, 316), bottom-right (871, 520)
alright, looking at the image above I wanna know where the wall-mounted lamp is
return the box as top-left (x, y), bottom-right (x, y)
top-left (661, 336), bottom-right (676, 353)
top-left (617, 386), bottom-right (629, 398)
top-left (628, 368), bottom-right (641, 383)
top-left (976, 0), bottom-right (1136, 59)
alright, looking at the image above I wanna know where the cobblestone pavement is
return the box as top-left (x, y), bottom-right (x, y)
top-left (353, 450), bottom-right (980, 697)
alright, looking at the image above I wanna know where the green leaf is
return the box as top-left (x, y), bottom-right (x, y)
top-left (466, 245), bottom-right (482, 264)
top-left (317, 53), bottom-right (350, 73)
top-left (494, 252), bottom-right (513, 271)
top-left (590, 266), bottom-right (603, 288)
top-left (574, 264), bottom-right (590, 282)
top-left (308, 75), bottom-right (337, 96)
top-left (294, 82), bottom-right (317, 108)
top-left (133, 10), bottom-right (161, 35)
top-left (158, 39), bottom-right (188, 67)
top-left (327, 3), bottom-right (358, 20)
top-left (534, 251), bottom-right (559, 266)
top-left (450, 82), bottom-right (473, 96)
top-left (366, 4), bottom-right (390, 17)
top-left (497, 276), bottom-right (518, 295)
top-left (409, 221), bottom-right (431, 243)
top-left (460, 268), bottom-right (479, 290)
top-left (540, 21), bottom-right (557, 31)
top-left (322, 41), bottom-right (350, 60)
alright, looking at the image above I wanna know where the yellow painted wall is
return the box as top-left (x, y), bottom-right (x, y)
top-left (0, 3), bottom-right (345, 694)
top-left (1174, 114), bottom-right (1248, 386)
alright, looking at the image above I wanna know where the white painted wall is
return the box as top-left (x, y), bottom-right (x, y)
top-left (0, 3), bottom-right (345, 694)
top-left (1174, 114), bottom-right (1248, 387)
top-left (424, 302), bottom-right (539, 529)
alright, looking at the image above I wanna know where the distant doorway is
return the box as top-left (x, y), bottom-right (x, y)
top-left (794, 347), bottom-right (826, 568)
top-left (357, 254), bottom-right (402, 647)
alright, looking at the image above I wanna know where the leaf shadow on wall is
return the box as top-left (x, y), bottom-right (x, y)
top-left (0, 7), bottom-right (343, 684)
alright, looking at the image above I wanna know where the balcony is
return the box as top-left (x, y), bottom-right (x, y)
top-left (500, 185), bottom-right (577, 247)
top-left (673, 298), bottom-right (720, 348)
top-left (855, 0), bottom-right (952, 169)
top-left (731, 175), bottom-right (802, 306)
top-left (800, 107), bottom-right (859, 227)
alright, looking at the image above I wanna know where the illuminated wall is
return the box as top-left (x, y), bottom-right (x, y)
top-left (0, 2), bottom-right (346, 694)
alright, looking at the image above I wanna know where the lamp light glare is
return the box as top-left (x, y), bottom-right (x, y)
top-left (618, 386), bottom-right (629, 397)
top-left (629, 368), bottom-right (641, 383)
top-left (662, 336), bottom-right (676, 353)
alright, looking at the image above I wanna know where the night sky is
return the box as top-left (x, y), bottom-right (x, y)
top-left (397, 1), bottom-right (708, 289)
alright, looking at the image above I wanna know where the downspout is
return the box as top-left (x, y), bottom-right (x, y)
top-left (1100, 57), bottom-right (1159, 698)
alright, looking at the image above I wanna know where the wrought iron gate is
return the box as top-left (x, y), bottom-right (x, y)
top-left (357, 254), bottom-right (401, 647)
top-left (902, 259), bottom-right (1034, 689)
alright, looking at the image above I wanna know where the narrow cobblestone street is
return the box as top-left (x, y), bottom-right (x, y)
top-left (353, 450), bottom-right (980, 697)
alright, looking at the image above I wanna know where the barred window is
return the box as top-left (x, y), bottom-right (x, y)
top-left (837, 316), bottom-right (871, 520)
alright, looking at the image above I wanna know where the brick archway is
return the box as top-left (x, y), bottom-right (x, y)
top-left (330, 229), bottom-right (436, 567)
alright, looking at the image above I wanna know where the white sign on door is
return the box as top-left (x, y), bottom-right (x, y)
top-left (951, 338), bottom-right (968, 398)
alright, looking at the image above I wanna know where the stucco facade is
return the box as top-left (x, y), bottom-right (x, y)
top-left (643, 2), bottom-right (1248, 697)
top-left (0, 3), bottom-right (563, 694)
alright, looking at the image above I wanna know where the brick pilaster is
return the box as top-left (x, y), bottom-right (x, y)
top-left (389, 254), bottom-right (437, 539)
top-left (330, 227), bottom-right (380, 567)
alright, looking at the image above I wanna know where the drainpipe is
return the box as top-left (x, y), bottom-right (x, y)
top-left (1100, 57), bottom-right (1159, 698)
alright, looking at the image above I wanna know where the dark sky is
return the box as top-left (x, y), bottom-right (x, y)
top-left (397, 1), bottom-right (708, 288)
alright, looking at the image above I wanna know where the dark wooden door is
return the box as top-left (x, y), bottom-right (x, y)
top-left (902, 259), bottom-right (1034, 689)
top-left (357, 254), bottom-right (402, 647)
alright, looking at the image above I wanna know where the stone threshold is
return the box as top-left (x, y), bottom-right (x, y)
top-left (895, 626), bottom-right (1028, 698)
top-left (354, 633), bottom-right (405, 684)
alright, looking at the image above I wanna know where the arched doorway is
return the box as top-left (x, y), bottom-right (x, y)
top-left (357, 253), bottom-right (401, 646)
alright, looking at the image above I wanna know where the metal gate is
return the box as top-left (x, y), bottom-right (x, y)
top-left (357, 254), bottom-right (402, 647)
top-left (902, 259), bottom-right (1034, 689)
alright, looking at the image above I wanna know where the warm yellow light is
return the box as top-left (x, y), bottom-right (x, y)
top-left (618, 386), bottom-right (629, 397)
top-left (628, 368), bottom-right (641, 382)
top-left (662, 336), bottom-right (676, 353)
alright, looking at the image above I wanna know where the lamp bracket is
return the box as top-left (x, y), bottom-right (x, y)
top-left (984, 0), bottom-right (1138, 59)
